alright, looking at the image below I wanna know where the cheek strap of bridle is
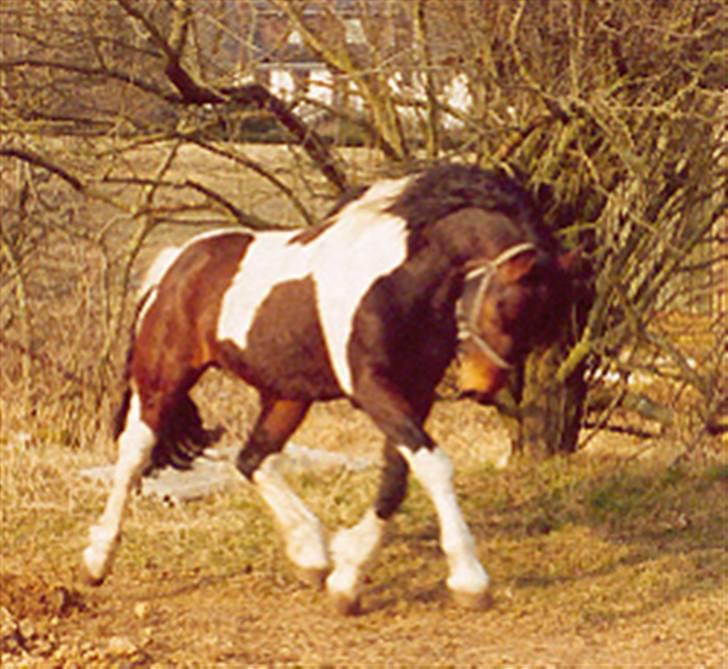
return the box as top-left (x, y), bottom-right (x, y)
top-left (456, 242), bottom-right (537, 370)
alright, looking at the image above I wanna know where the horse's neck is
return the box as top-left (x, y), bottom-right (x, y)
top-left (425, 209), bottom-right (523, 266)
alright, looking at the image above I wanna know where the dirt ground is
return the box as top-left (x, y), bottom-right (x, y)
top-left (1, 397), bottom-right (725, 669)
top-left (1, 561), bottom-right (725, 669)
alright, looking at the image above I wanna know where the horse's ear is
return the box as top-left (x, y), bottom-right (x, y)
top-left (500, 252), bottom-right (538, 283)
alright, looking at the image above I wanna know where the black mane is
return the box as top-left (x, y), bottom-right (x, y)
top-left (389, 164), bottom-right (558, 251)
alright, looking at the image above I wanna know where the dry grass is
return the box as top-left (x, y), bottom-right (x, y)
top-left (1, 405), bottom-right (726, 666)
top-left (1, 141), bottom-right (725, 666)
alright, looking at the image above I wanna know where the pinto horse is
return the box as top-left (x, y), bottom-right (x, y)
top-left (82, 164), bottom-right (576, 613)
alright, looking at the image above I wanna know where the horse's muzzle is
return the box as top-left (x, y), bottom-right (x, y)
top-left (456, 352), bottom-right (507, 399)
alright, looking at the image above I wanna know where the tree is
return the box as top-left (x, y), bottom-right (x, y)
top-left (1, 0), bottom-right (724, 449)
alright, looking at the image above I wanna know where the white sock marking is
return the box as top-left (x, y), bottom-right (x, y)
top-left (84, 394), bottom-right (155, 581)
top-left (399, 447), bottom-right (490, 596)
top-left (253, 456), bottom-right (329, 572)
top-left (326, 508), bottom-right (386, 601)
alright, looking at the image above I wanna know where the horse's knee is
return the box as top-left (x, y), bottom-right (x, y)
top-left (398, 444), bottom-right (453, 491)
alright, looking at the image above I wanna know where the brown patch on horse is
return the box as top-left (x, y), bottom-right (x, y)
top-left (130, 232), bottom-right (252, 467)
top-left (224, 276), bottom-right (342, 400)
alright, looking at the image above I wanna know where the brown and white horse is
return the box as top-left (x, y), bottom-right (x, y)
top-left (82, 164), bottom-right (577, 613)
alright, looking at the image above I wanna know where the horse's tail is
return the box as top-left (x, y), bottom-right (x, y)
top-left (150, 395), bottom-right (225, 471)
top-left (111, 246), bottom-right (224, 471)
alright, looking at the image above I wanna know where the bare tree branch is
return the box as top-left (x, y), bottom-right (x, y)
top-left (115, 0), bottom-right (347, 192)
top-left (0, 148), bottom-right (83, 191)
top-left (0, 58), bottom-right (172, 100)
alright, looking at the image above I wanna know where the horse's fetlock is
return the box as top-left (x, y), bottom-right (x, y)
top-left (326, 566), bottom-right (359, 608)
top-left (82, 543), bottom-right (114, 585)
top-left (286, 522), bottom-right (329, 573)
top-left (88, 523), bottom-right (118, 549)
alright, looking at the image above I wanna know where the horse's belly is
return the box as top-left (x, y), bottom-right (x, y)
top-left (216, 276), bottom-right (343, 400)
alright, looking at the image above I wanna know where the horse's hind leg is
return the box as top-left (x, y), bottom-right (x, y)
top-left (82, 392), bottom-right (155, 585)
top-left (236, 396), bottom-right (330, 588)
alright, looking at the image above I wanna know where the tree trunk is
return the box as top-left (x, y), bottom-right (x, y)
top-left (515, 341), bottom-right (588, 458)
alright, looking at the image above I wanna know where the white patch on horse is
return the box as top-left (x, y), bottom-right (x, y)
top-left (252, 456), bottom-right (329, 575)
top-left (217, 228), bottom-right (306, 344)
top-left (140, 247), bottom-right (181, 295)
top-left (312, 177), bottom-right (411, 393)
top-left (398, 446), bottom-right (490, 598)
top-left (83, 393), bottom-right (155, 582)
top-left (136, 246), bottom-right (182, 327)
top-left (217, 176), bottom-right (412, 394)
top-left (326, 508), bottom-right (386, 607)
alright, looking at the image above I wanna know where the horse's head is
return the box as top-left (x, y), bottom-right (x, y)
top-left (456, 244), bottom-right (580, 400)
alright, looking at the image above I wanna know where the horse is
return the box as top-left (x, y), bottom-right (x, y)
top-left (81, 163), bottom-right (578, 614)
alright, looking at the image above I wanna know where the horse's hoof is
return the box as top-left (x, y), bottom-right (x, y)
top-left (295, 566), bottom-right (328, 591)
top-left (81, 545), bottom-right (111, 587)
top-left (451, 588), bottom-right (494, 611)
top-left (79, 563), bottom-right (105, 587)
top-left (329, 592), bottom-right (362, 616)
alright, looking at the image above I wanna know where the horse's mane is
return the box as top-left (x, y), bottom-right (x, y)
top-left (388, 164), bottom-right (557, 249)
top-left (324, 164), bottom-right (559, 253)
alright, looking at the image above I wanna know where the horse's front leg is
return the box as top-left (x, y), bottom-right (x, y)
top-left (397, 445), bottom-right (490, 609)
top-left (331, 370), bottom-right (490, 612)
top-left (236, 397), bottom-right (330, 588)
top-left (82, 393), bottom-right (156, 584)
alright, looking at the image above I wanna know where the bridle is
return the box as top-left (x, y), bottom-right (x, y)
top-left (455, 242), bottom-right (537, 370)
